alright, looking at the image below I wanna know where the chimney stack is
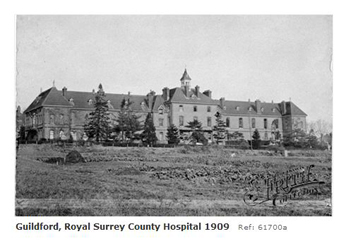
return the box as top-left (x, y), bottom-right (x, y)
top-left (195, 85), bottom-right (200, 97)
top-left (162, 87), bottom-right (169, 101)
top-left (147, 90), bottom-right (155, 111)
top-left (220, 97), bottom-right (225, 109)
top-left (281, 101), bottom-right (287, 114)
top-left (183, 85), bottom-right (189, 97)
top-left (62, 86), bottom-right (67, 96)
top-left (255, 99), bottom-right (261, 114)
top-left (203, 90), bottom-right (212, 98)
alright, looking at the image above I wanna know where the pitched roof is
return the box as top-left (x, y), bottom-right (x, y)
top-left (169, 87), bottom-right (218, 105)
top-left (24, 87), bottom-right (151, 113)
top-left (24, 87), bottom-right (71, 113)
top-left (180, 69), bottom-right (191, 81)
top-left (63, 90), bottom-right (149, 112)
top-left (219, 100), bottom-right (282, 116)
top-left (287, 102), bottom-right (307, 116)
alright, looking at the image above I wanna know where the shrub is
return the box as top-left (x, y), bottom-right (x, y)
top-left (38, 138), bottom-right (47, 144)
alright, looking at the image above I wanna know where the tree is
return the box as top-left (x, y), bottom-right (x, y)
top-left (84, 84), bottom-right (111, 143)
top-left (141, 113), bottom-right (157, 146)
top-left (252, 128), bottom-right (261, 149)
top-left (166, 124), bottom-right (180, 145)
top-left (283, 128), bottom-right (307, 148)
top-left (228, 131), bottom-right (244, 140)
top-left (186, 119), bottom-right (207, 145)
top-left (306, 129), bottom-right (319, 148)
top-left (114, 97), bottom-right (142, 143)
top-left (213, 111), bottom-right (227, 144)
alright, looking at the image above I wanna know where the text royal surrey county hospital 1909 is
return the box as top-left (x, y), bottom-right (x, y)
top-left (16, 222), bottom-right (230, 232)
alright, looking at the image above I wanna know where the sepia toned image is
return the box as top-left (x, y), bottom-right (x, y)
top-left (15, 15), bottom-right (332, 216)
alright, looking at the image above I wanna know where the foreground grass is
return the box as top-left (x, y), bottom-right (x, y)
top-left (16, 145), bottom-right (332, 216)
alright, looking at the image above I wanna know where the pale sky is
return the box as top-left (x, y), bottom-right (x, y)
top-left (16, 15), bottom-right (332, 123)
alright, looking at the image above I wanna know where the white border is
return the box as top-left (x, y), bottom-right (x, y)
top-left (1, 1), bottom-right (345, 245)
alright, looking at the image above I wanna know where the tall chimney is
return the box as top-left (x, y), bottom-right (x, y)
top-left (147, 91), bottom-right (155, 111)
top-left (220, 97), bottom-right (225, 109)
top-left (62, 86), bottom-right (67, 96)
top-left (195, 85), bottom-right (200, 97)
top-left (255, 99), bottom-right (261, 114)
top-left (162, 87), bottom-right (169, 101)
top-left (281, 101), bottom-right (287, 114)
top-left (184, 85), bottom-right (189, 97)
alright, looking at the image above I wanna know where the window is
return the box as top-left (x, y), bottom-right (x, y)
top-left (248, 107), bottom-right (252, 111)
top-left (264, 119), bottom-right (268, 129)
top-left (193, 106), bottom-right (197, 112)
top-left (179, 105), bottom-right (184, 112)
top-left (252, 118), bottom-right (256, 128)
top-left (88, 99), bottom-right (93, 105)
top-left (159, 132), bottom-right (164, 141)
top-left (272, 108), bottom-right (276, 112)
top-left (207, 106), bottom-right (211, 112)
top-left (239, 118), bottom-right (243, 128)
top-left (236, 106), bottom-right (240, 111)
top-left (49, 130), bottom-right (54, 140)
top-left (159, 118), bottom-right (164, 126)
top-left (179, 116), bottom-right (184, 126)
top-left (158, 105), bottom-right (164, 114)
top-left (207, 117), bottom-right (212, 127)
top-left (50, 114), bottom-right (54, 124)
top-left (226, 117), bottom-right (230, 127)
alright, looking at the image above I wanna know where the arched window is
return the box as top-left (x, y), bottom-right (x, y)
top-left (49, 130), bottom-right (54, 140)
top-left (226, 117), bottom-right (230, 127)
top-left (264, 119), bottom-right (268, 129)
top-left (252, 118), bottom-right (256, 128)
top-left (239, 118), bottom-right (243, 128)
top-left (271, 119), bottom-right (279, 130)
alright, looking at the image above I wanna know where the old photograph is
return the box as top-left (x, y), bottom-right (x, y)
top-left (15, 15), bottom-right (332, 216)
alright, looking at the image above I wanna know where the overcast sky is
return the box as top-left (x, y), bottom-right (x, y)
top-left (16, 15), bottom-right (332, 123)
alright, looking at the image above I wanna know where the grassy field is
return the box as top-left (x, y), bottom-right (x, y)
top-left (15, 144), bottom-right (332, 216)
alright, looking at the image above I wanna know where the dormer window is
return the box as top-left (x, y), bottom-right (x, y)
top-left (248, 107), bottom-right (252, 111)
top-left (272, 108), bottom-right (276, 112)
top-left (158, 105), bottom-right (164, 114)
top-left (88, 99), bottom-right (93, 105)
top-left (261, 107), bottom-right (264, 112)
top-left (69, 98), bottom-right (74, 105)
top-left (236, 106), bottom-right (240, 111)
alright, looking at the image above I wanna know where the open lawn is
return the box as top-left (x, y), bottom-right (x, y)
top-left (15, 144), bottom-right (332, 216)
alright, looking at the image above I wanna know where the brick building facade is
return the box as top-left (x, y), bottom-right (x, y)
top-left (23, 69), bottom-right (307, 143)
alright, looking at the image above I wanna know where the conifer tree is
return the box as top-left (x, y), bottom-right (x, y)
top-left (213, 111), bottom-right (227, 144)
top-left (186, 119), bottom-right (207, 144)
top-left (115, 97), bottom-right (142, 143)
top-left (84, 84), bottom-right (111, 142)
top-left (252, 128), bottom-right (261, 149)
top-left (166, 124), bottom-right (180, 145)
top-left (141, 113), bottom-right (157, 146)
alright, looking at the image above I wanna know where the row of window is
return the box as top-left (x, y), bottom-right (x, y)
top-left (177, 117), bottom-right (278, 129)
top-left (179, 105), bottom-right (211, 113)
